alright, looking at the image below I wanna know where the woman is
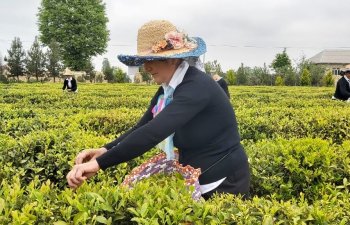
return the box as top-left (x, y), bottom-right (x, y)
top-left (66, 20), bottom-right (250, 199)
top-left (212, 74), bottom-right (230, 98)
top-left (62, 75), bottom-right (78, 92)
top-left (333, 68), bottom-right (350, 101)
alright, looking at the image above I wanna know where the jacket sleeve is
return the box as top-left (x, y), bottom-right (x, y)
top-left (339, 79), bottom-right (350, 98)
top-left (221, 80), bottom-right (230, 98)
top-left (96, 80), bottom-right (211, 170)
top-left (72, 79), bottom-right (77, 91)
top-left (62, 80), bottom-right (67, 90)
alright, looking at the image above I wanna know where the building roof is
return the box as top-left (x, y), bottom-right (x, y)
top-left (309, 49), bottom-right (350, 64)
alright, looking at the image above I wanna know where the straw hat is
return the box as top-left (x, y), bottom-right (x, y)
top-left (117, 20), bottom-right (206, 66)
top-left (62, 67), bottom-right (74, 76)
top-left (340, 64), bottom-right (350, 75)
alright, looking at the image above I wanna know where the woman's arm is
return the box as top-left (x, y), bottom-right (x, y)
top-left (62, 80), bottom-right (67, 90)
top-left (96, 79), bottom-right (211, 169)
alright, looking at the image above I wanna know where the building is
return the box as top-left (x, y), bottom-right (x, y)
top-left (127, 66), bottom-right (139, 82)
top-left (309, 49), bottom-right (350, 75)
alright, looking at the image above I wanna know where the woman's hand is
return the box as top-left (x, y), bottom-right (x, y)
top-left (66, 147), bottom-right (107, 189)
top-left (75, 147), bottom-right (107, 165)
top-left (66, 160), bottom-right (100, 189)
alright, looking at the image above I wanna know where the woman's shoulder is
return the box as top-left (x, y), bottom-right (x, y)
top-left (177, 67), bottom-right (217, 94)
top-left (184, 66), bottom-right (211, 82)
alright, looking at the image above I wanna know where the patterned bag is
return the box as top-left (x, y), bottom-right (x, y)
top-left (122, 151), bottom-right (202, 200)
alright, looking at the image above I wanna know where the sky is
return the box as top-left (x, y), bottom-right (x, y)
top-left (1, 0), bottom-right (350, 72)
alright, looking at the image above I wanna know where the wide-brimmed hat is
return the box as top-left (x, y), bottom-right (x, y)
top-left (117, 20), bottom-right (206, 66)
top-left (62, 67), bottom-right (74, 76)
top-left (340, 64), bottom-right (350, 75)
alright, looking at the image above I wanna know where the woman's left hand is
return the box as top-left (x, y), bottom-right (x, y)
top-left (66, 160), bottom-right (100, 189)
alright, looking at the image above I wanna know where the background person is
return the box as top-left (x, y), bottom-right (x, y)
top-left (212, 74), bottom-right (230, 98)
top-left (62, 75), bottom-right (78, 92)
top-left (66, 20), bottom-right (250, 200)
top-left (333, 68), bottom-right (350, 101)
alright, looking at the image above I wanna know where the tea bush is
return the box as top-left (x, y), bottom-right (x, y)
top-left (1, 83), bottom-right (349, 224)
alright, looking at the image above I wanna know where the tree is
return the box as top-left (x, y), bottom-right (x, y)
top-left (84, 60), bottom-right (96, 83)
top-left (271, 48), bottom-right (292, 73)
top-left (283, 67), bottom-right (297, 86)
top-left (26, 36), bottom-right (47, 82)
top-left (46, 40), bottom-right (63, 82)
top-left (95, 72), bottom-right (104, 83)
top-left (260, 63), bottom-right (271, 85)
top-left (114, 67), bottom-right (128, 83)
top-left (226, 69), bottom-right (236, 85)
top-left (271, 48), bottom-right (293, 84)
top-left (204, 60), bottom-right (224, 76)
top-left (236, 63), bottom-right (248, 85)
top-left (295, 55), bottom-right (325, 86)
top-left (309, 64), bottom-right (326, 86)
top-left (38, 0), bottom-right (109, 71)
top-left (139, 66), bottom-right (152, 84)
top-left (0, 53), bottom-right (7, 83)
top-left (300, 68), bottom-right (311, 86)
top-left (250, 64), bottom-right (271, 85)
top-left (102, 58), bottom-right (113, 82)
top-left (6, 37), bottom-right (26, 81)
top-left (275, 76), bottom-right (284, 86)
top-left (322, 70), bottom-right (334, 87)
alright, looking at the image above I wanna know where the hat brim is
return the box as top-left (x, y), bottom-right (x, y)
top-left (340, 69), bottom-right (350, 75)
top-left (117, 37), bottom-right (206, 66)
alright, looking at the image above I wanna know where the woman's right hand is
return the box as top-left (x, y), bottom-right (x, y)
top-left (75, 147), bottom-right (107, 165)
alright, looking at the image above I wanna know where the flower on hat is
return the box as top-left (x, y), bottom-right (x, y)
top-left (165, 31), bottom-right (184, 49)
top-left (151, 39), bottom-right (171, 53)
top-left (151, 30), bottom-right (197, 53)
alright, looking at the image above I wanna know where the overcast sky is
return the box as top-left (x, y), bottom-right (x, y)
top-left (1, 0), bottom-right (350, 72)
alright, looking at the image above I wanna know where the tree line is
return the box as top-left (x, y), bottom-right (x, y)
top-left (0, 45), bottom-right (334, 86)
top-left (204, 49), bottom-right (334, 87)
top-left (0, 37), bottom-right (128, 83)
top-left (0, 0), bottom-right (127, 83)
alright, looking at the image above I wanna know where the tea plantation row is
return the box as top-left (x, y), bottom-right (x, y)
top-left (0, 83), bottom-right (349, 224)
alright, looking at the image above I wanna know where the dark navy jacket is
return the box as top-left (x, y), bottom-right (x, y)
top-left (97, 66), bottom-right (248, 184)
top-left (334, 76), bottom-right (350, 100)
top-left (216, 78), bottom-right (230, 98)
top-left (62, 78), bottom-right (77, 92)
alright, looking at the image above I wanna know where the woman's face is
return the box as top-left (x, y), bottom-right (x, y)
top-left (143, 59), bottom-right (180, 84)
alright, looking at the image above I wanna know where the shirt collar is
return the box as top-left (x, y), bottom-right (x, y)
top-left (162, 61), bottom-right (189, 91)
top-left (344, 76), bottom-right (350, 83)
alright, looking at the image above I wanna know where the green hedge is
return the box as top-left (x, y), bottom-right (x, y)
top-left (1, 83), bottom-right (349, 224)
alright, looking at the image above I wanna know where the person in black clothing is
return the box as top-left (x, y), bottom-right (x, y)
top-left (333, 68), bottom-right (350, 101)
top-left (66, 20), bottom-right (250, 200)
top-left (62, 75), bottom-right (78, 92)
top-left (212, 74), bottom-right (230, 98)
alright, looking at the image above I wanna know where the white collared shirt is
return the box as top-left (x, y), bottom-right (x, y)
top-left (67, 78), bottom-right (72, 88)
top-left (345, 76), bottom-right (350, 86)
top-left (162, 61), bottom-right (189, 91)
